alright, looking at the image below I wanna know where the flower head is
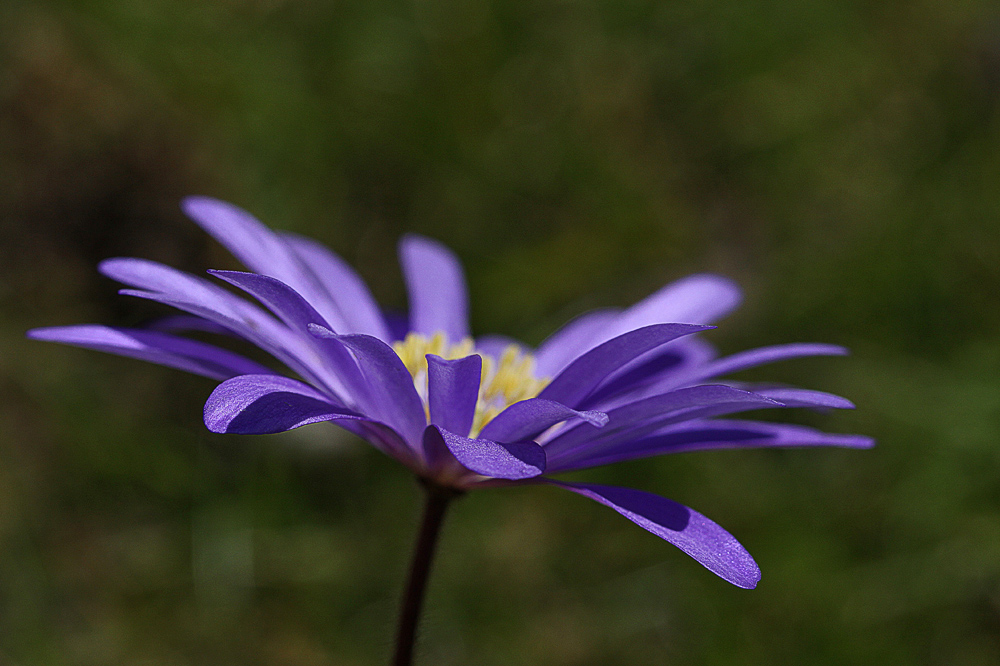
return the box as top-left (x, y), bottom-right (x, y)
top-left (29, 197), bottom-right (873, 588)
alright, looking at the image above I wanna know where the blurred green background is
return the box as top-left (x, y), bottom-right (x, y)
top-left (2, 0), bottom-right (999, 663)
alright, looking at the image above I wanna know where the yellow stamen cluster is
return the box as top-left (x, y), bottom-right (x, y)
top-left (392, 331), bottom-right (549, 437)
top-left (393, 331), bottom-right (474, 372)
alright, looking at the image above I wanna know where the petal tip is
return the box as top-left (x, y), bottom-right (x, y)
top-left (181, 195), bottom-right (225, 216)
top-left (853, 435), bottom-right (877, 449)
top-left (734, 567), bottom-right (762, 590)
top-left (307, 323), bottom-right (335, 338)
top-left (25, 327), bottom-right (53, 340)
top-left (583, 410), bottom-right (610, 427)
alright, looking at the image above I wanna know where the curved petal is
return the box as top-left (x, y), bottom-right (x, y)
top-left (662, 343), bottom-right (849, 390)
top-left (533, 309), bottom-right (621, 377)
top-left (427, 353), bottom-right (482, 438)
top-left (749, 387), bottom-right (855, 410)
top-left (182, 197), bottom-right (354, 333)
top-left (204, 374), bottom-right (362, 434)
top-left (210, 270), bottom-right (373, 405)
top-left (182, 197), bottom-right (306, 287)
top-left (280, 232), bottom-right (390, 340)
top-left (544, 385), bottom-right (781, 465)
top-left (600, 274), bottom-right (742, 340)
top-left (101, 258), bottom-right (334, 396)
top-left (537, 324), bottom-right (714, 409)
top-left (209, 270), bottom-right (331, 332)
top-left (27, 325), bottom-right (275, 380)
top-left (432, 426), bottom-right (545, 480)
top-left (399, 234), bottom-right (469, 342)
top-left (100, 258), bottom-right (288, 344)
top-left (550, 419), bottom-right (875, 470)
top-left (311, 328), bottom-right (427, 449)
top-left (478, 398), bottom-right (607, 443)
top-left (550, 481), bottom-right (760, 589)
top-left (579, 337), bottom-right (717, 409)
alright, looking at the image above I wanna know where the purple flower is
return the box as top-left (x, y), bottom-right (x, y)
top-left (29, 197), bottom-right (872, 589)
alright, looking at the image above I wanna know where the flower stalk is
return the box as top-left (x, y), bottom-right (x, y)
top-left (393, 480), bottom-right (461, 666)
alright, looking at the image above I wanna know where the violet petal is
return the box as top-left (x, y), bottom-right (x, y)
top-left (280, 232), bottom-right (391, 340)
top-left (550, 481), bottom-right (760, 589)
top-left (579, 337), bottom-right (717, 409)
top-left (182, 197), bottom-right (355, 333)
top-left (204, 374), bottom-right (362, 434)
top-left (399, 234), bottom-right (469, 342)
top-left (544, 385), bottom-right (781, 465)
top-left (101, 258), bottom-right (332, 395)
top-left (312, 329), bottom-right (427, 449)
top-left (664, 343), bottom-right (849, 390)
top-left (210, 270), bottom-right (331, 332)
top-left (600, 274), bottom-right (742, 340)
top-left (749, 387), bottom-right (856, 410)
top-left (99, 259), bottom-right (288, 343)
top-left (534, 309), bottom-right (621, 377)
top-left (433, 426), bottom-right (545, 480)
top-left (210, 270), bottom-right (371, 404)
top-left (551, 419), bottom-right (875, 470)
top-left (420, 424), bottom-right (457, 473)
top-left (538, 323), bottom-right (714, 408)
top-left (182, 197), bottom-right (313, 295)
top-left (478, 398), bottom-right (608, 443)
top-left (427, 353), bottom-right (482, 438)
top-left (27, 325), bottom-right (275, 380)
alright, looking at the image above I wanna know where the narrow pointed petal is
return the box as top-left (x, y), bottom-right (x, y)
top-left (551, 481), bottom-right (760, 589)
top-left (182, 197), bottom-right (354, 332)
top-left (311, 328), bottom-right (427, 448)
top-left (601, 274), bottom-right (742, 341)
top-left (27, 325), bottom-right (275, 380)
top-left (427, 353), bottom-right (482, 438)
top-left (538, 324), bottom-right (714, 409)
top-left (204, 374), bottom-right (362, 434)
top-left (550, 419), bottom-right (875, 470)
top-left (750, 387), bottom-right (856, 410)
top-left (580, 337), bottom-right (717, 409)
top-left (280, 232), bottom-right (391, 340)
top-left (594, 385), bottom-right (779, 433)
top-left (101, 258), bottom-right (331, 394)
top-left (182, 197), bottom-right (305, 287)
top-left (210, 270), bottom-right (331, 332)
top-left (399, 234), bottom-right (469, 342)
top-left (433, 426), bottom-right (545, 480)
top-left (119, 286), bottom-right (335, 393)
top-left (534, 309), bottom-right (620, 377)
top-left (478, 398), bottom-right (607, 443)
top-left (99, 259), bottom-right (286, 342)
top-left (666, 343), bottom-right (849, 389)
top-left (210, 270), bottom-right (371, 404)
top-left (544, 385), bottom-right (781, 465)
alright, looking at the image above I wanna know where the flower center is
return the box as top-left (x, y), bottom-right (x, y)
top-left (392, 331), bottom-right (549, 437)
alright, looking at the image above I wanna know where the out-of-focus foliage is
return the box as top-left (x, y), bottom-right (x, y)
top-left (2, 0), bottom-right (999, 663)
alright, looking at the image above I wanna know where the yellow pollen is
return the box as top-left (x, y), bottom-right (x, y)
top-left (392, 331), bottom-right (549, 437)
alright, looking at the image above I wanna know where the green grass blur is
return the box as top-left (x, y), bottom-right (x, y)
top-left (2, 0), bottom-right (999, 663)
